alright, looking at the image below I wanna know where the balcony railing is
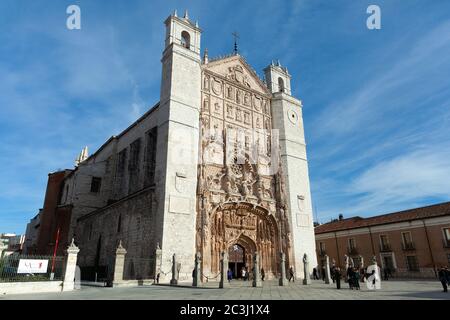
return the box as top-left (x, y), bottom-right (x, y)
top-left (347, 247), bottom-right (358, 255)
top-left (379, 243), bottom-right (392, 252)
top-left (443, 239), bottom-right (450, 248)
top-left (402, 242), bottom-right (415, 251)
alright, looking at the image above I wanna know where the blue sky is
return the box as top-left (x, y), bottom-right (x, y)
top-left (1, 0), bottom-right (450, 234)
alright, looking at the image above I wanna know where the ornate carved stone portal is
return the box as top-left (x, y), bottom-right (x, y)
top-left (197, 55), bottom-right (293, 279)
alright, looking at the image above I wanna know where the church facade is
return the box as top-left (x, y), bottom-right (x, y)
top-left (52, 11), bottom-right (317, 283)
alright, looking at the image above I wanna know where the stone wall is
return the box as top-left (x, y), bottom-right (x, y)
top-left (76, 188), bottom-right (158, 281)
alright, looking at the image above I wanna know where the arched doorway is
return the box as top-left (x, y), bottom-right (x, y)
top-left (228, 244), bottom-right (245, 278)
top-left (204, 202), bottom-right (279, 279)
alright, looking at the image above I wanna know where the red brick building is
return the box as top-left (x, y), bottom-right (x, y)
top-left (315, 202), bottom-right (450, 278)
top-left (35, 170), bottom-right (73, 256)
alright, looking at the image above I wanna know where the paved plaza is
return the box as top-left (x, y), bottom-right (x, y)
top-left (1, 279), bottom-right (449, 300)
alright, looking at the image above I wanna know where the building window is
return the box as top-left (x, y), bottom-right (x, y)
top-left (443, 228), bottom-right (450, 248)
top-left (401, 232), bottom-right (415, 250)
top-left (144, 127), bottom-right (158, 187)
top-left (348, 238), bottom-right (358, 255)
top-left (128, 138), bottom-right (141, 194)
top-left (380, 235), bottom-right (391, 251)
top-left (181, 31), bottom-right (190, 49)
top-left (117, 215), bottom-right (122, 233)
top-left (406, 256), bottom-right (419, 272)
top-left (278, 77), bottom-right (285, 93)
top-left (319, 242), bottom-right (326, 255)
top-left (90, 177), bottom-right (102, 193)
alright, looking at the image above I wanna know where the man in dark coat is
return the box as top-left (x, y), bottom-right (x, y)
top-left (261, 268), bottom-right (265, 281)
top-left (438, 267), bottom-right (448, 292)
top-left (335, 267), bottom-right (342, 289)
top-left (288, 267), bottom-right (295, 282)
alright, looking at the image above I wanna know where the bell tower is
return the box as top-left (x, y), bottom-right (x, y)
top-left (154, 10), bottom-right (202, 282)
top-left (264, 61), bottom-right (317, 279)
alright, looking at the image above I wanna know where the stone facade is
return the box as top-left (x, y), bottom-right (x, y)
top-left (41, 11), bottom-right (316, 284)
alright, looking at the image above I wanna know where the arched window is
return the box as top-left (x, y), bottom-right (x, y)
top-left (181, 31), bottom-right (191, 49)
top-left (278, 77), bottom-right (285, 93)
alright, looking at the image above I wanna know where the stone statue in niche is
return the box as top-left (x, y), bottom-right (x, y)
top-left (214, 102), bottom-right (220, 114)
top-left (236, 90), bottom-right (241, 104)
top-left (244, 112), bottom-right (250, 125)
top-left (227, 86), bottom-right (233, 99)
top-left (235, 108), bottom-right (242, 122)
top-left (204, 76), bottom-right (210, 90)
top-left (203, 97), bottom-right (209, 112)
top-left (244, 93), bottom-right (250, 106)
top-left (265, 119), bottom-right (271, 130)
top-left (226, 104), bottom-right (233, 118)
top-left (256, 117), bottom-right (261, 128)
top-left (207, 169), bottom-right (226, 191)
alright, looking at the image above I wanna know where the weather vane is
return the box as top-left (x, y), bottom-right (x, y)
top-left (232, 31), bottom-right (240, 55)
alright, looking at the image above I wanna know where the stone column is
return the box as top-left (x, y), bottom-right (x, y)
top-left (170, 254), bottom-right (178, 285)
top-left (252, 252), bottom-right (262, 287)
top-left (324, 255), bottom-right (332, 285)
top-left (192, 252), bottom-right (202, 287)
top-left (302, 253), bottom-right (311, 285)
top-left (113, 240), bottom-right (127, 286)
top-left (62, 239), bottom-right (80, 292)
top-left (219, 251), bottom-right (229, 288)
top-left (279, 252), bottom-right (287, 286)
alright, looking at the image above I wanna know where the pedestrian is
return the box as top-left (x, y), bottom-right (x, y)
top-left (438, 266), bottom-right (448, 292)
top-left (360, 267), bottom-right (365, 283)
top-left (322, 266), bottom-right (326, 281)
top-left (335, 267), bottom-right (341, 289)
top-left (384, 267), bottom-right (390, 280)
top-left (347, 266), bottom-right (354, 289)
top-left (331, 265), bottom-right (336, 283)
top-left (227, 269), bottom-right (233, 283)
top-left (446, 266), bottom-right (450, 285)
top-left (353, 267), bottom-right (360, 290)
top-left (313, 267), bottom-right (319, 280)
top-left (156, 273), bottom-right (160, 284)
top-left (241, 267), bottom-right (246, 280)
top-left (261, 268), bottom-right (265, 281)
top-left (288, 266), bottom-right (295, 282)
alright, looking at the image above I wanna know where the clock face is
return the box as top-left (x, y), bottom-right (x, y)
top-left (287, 109), bottom-right (298, 125)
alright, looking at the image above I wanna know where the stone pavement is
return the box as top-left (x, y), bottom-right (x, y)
top-left (1, 279), bottom-right (449, 300)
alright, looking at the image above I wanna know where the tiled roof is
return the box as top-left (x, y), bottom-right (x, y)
top-left (315, 202), bottom-right (450, 234)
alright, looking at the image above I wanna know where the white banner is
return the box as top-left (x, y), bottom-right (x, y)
top-left (17, 259), bottom-right (49, 274)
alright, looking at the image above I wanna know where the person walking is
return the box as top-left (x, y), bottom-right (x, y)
top-left (227, 269), bottom-right (233, 283)
top-left (438, 266), bottom-right (448, 292)
top-left (313, 267), bottom-right (319, 280)
top-left (261, 268), bottom-right (265, 281)
top-left (288, 266), bottom-right (295, 282)
top-left (335, 267), bottom-right (342, 289)
top-left (322, 266), bottom-right (326, 281)
top-left (241, 267), bottom-right (246, 280)
top-left (384, 267), bottom-right (390, 280)
top-left (353, 267), bottom-right (360, 290)
top-left (446, 266), bottom-right (450, 285)
top-left (347, 266), bottom-right (354, 289)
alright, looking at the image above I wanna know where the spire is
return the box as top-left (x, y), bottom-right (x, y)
top-left (184, 9), bottom-right (189, 20)
top-left (173, 9), bottom-right (178, 17)
top-left (75, 146), bottom-right (89, 166)
top-left (232, 31), bottom-right (239, 55)
top-left (203, 48), bottom-right (209, 64)
top-left (276, 60), bottom-right (281, 66)
top-left (195, 20), bottom-right (199, 28)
